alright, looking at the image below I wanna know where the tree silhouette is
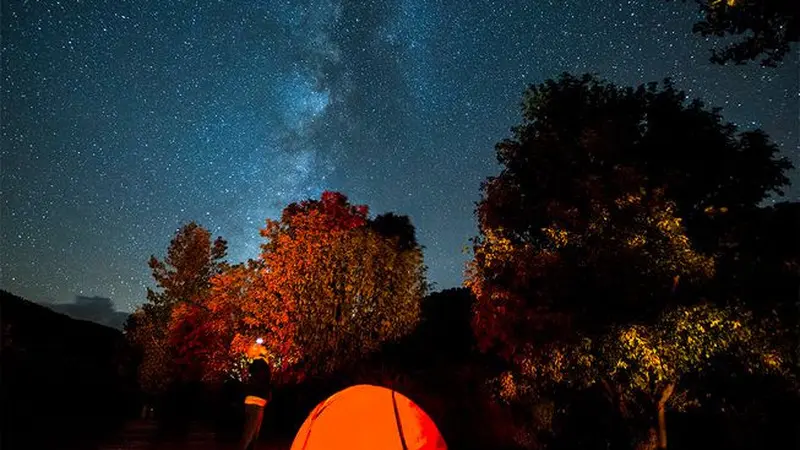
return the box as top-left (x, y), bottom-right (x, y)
top-left (478, 73), bottom-right (791, 252)
top-left (370, 212), bottom-right (420, 252)
top-left (416, 288), bottom-right (476, 361)
top-left (684, 0), bottom-right (798, 66)
top-left (470, 73), bottom-right (791, 344)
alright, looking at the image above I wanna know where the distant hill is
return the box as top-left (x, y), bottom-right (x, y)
top-left (1, 290), bottom-right (139, 449)
top-left (42, 295), bottom-right (130, 330)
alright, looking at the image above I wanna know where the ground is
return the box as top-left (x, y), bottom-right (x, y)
top-left (97, 420), bottom-right (288, 450)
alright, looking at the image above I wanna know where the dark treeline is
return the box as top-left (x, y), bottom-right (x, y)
top-left (0, 290), bottom-right (139, 449)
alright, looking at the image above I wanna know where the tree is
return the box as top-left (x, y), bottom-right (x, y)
top-left (370, 212), bottom-right (420, 252)
top-left (477, 74), bottom-right (790, 253)
top-left (495, 303), bottom-right (795, 449)
top-left (469, 185), bottom-right (716, 354)
top-left (469, 73), bottom-right (787, 352)
top-left (166, 301), bottom-right (231, 383)
top-left (126, 222), bottom-right (228, 392)
top-left (418, 288), bottom-right (475, 358)
top-left (254, 191), bottom-right (427, 380)
top-left (146, 222), bottom-right (228, 310)
top-left (125, 308), bottom-right (173, 394)
top-left (469, 74), bottom-right (791, 332)
top-left (207, 260), bottom-right (300, 383)
top-left (684, 0), bottom-right (798, 67)
top-left (128, 197), bottom-right (427, 387)
top-left (467, 73), bottom-right (796, 448)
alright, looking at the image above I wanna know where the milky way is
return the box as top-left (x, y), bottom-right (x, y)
top-left (2, 0), bottom-right (798, 311)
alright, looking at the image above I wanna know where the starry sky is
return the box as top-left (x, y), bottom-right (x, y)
top-left (2, 0), bottom-right (798, 313)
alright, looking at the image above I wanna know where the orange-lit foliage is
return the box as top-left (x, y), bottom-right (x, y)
top-left (166, 301), bottom-right (235, 383)
top-left (256, 191), bottom-right (425, 380)
top-left (213, 261), bottom-right (301, 382)
top-left (146, 222), bottom-right (228, 310)
top-left (126, 222), bottom-right (228, 391)
top-left (158, 259), bottom-right (300, 384)
top-left (157, 192), bottom-right (426, 384)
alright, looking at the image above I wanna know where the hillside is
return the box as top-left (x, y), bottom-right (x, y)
top-left (1, 290), bottom-right (138, 449)
top-left (43, 295), bottom-right (130, 330)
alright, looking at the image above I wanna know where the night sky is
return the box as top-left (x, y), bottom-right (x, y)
top-left (2, 0), bottom-right (798, 312)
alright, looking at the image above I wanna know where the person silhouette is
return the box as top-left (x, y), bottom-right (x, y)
top-left (239, 358), bottom-right (272, 450)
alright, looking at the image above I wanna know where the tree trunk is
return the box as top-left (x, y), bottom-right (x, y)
top-left (657, 383), bottom-right (675, 450)
top-left (657, 404), bottom-right (667, 449)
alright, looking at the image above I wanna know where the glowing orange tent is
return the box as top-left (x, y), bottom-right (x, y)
top-left (290, 384), bottom-right (448, 450)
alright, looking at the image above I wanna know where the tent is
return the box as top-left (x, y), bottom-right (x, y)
top-left (290, 384), bottom-right (448, 450)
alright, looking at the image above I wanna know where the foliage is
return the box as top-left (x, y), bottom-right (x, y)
top-left (167, 302), bottom-right (231, 383)
top-left (477, 73), bottom-right (790, 247)
top-left (493, 302), bottom-right (796, 448)
top-left (145, 221), bottom-right (228, 310)
top-left (125, 222), bottom-right (228, 393)
top-left (127, 194), bottom-right (426, 389)
top-left (601, 303), bottom-right (793, 398)
top-left (686, 0), bottom-right (798, 66)
top-left (468, 74), bottom-right (791, 350)
top-left (126, 307), bottom-right (173, 393)
top-left (211, 260), bottom-right (300, 383)
top-left (253, 191), bottom-right (426, 380)
top-left (467, 73), bottom-right (796, 448)
top-left (468, 185), bottom-right (715, 358)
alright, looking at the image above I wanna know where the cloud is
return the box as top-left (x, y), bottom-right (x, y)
top-left (45, 295), bottom-right (129, 330)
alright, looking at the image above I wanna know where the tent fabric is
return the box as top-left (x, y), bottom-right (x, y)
top-left (290, 384), bottom-right (448, 450)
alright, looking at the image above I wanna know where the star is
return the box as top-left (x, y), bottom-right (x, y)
top-left (1, 0), bottom-right (796, 312)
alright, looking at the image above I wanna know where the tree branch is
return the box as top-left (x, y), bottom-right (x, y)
top-left (659, 382), bottom-right (676, 407)
top-left (179, 296), bottom-right (212, 313)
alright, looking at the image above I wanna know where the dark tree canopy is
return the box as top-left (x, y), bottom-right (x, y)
top-left (687, 0), bottom-right (798, 66)
top-left (479, 73), bottom-right (791, 251)
top-left (370, 212), bottom-right (419, 252)
top-left (418, 288), bottom-right (475, 357)
top-left (469, 70), bottom-right (795, 356)
top-left (468, 72), bottom-right (798, 450)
